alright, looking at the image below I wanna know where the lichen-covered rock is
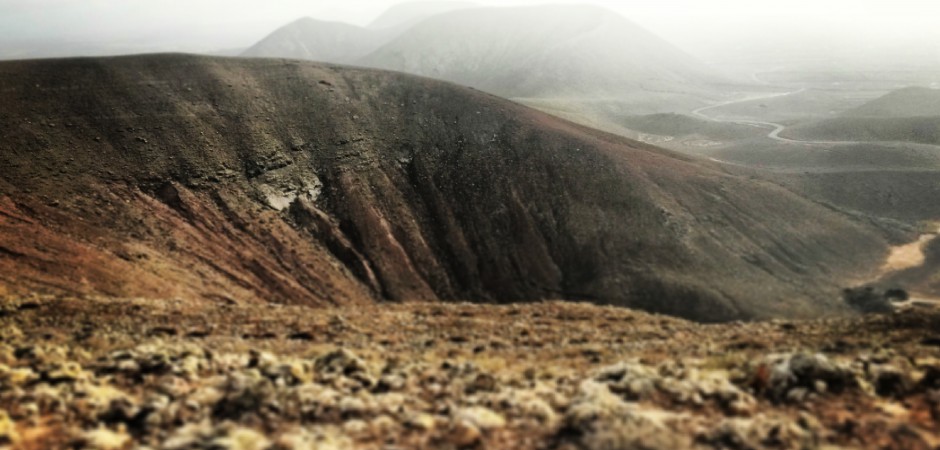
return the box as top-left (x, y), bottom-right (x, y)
top-left (0, 410), bottom-right (18, 446)
top-left (79, 426), bottom-right (131, 450)
top-left (405, 413), bottom-right (437, 431)
top-left (698, 415), bottom-right (819, 450)
top-left (595, 362), bottom-right (658, 400)
top-left (0, 297), bottom-right (937, 449)
top-left (594, 361), bottom-right (756, 415)
top-left (755, 353), bottom-right (858, 402)
top-left (272, 427), bottom-right (352, 450)
top-left (213, 372), bottom-right (277, 421)
top-left (314, 349), bottom-right (373, 389)
top-left (0, 364), bottom-right (37, 388)
top-left (212, 427), bottom-right (270, 450)
top-left (557, 380), bottom-right (692, 450)
top-left (457, 406), bottom-right (506, 431)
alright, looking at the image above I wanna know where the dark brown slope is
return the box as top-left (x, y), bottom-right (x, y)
top-left (0, 54), bottom-right (888, 321)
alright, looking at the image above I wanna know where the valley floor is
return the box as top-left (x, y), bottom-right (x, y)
top-left (0, 296), bottom-right (938, 449)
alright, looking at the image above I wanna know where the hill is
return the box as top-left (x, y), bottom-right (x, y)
top-left (358, 5), bottom-right (721, 99)
top-left (242, 2), bottom-right (474, 63)
top-left (844, 86), bottom-right (940, 118)
top-left (781, 87), bottom-right (940, 145)
top-left (0, 54), bottom-right (891, 321)
top-left (240, 17), bottom-right (391, 63)
top-left (784, 116), bottom-right (940, 146)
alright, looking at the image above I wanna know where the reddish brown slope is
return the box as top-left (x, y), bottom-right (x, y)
top-left (0, 54), bottom-right (888, 320)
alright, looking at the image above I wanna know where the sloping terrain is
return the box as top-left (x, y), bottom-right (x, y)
top-left (0, 54), bottom-right (891, 321)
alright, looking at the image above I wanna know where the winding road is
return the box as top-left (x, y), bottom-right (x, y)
top-left (690, 89), bottom-right (803, 141)
top-left (690, 89), bottom-right (940, 148)
top-left (693, 88), bottom-right (940, 310)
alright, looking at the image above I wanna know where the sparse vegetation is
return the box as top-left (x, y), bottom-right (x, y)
top-left (842, 286), bottom-right (911, 313)
top-left (0, 295), bottom-right (937, 449)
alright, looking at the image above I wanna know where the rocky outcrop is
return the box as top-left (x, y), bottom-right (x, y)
top-left (0, 296), bottom-right (938, 449)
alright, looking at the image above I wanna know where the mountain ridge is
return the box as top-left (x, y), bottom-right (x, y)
top-left (0, 53), bottom-right (889, 321)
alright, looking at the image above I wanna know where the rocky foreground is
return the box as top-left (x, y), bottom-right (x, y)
top-left (0, 296), bottom-right (938, 449)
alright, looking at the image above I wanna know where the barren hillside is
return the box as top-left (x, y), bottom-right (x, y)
top-left (0, 54), bottom-right (890, 321)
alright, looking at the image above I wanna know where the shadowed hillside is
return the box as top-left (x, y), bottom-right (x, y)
top-left (0, 54), bottom-right (890, 321)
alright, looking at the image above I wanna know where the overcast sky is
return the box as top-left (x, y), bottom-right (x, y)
top-left (2, 0), bottom-right (940, 64)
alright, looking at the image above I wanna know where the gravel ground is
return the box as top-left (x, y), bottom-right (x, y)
top-left (0, 295), bottom-right (938, 449)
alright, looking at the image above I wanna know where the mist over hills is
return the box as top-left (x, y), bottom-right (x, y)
top-left (0, 54), bottom-right (889, 321)
top-left (358, 5), bottom-right (721, 99)
top-left (244, 4), bottom-right (725, 108)
top-left (241, 18), bottom-right (393, 63)
top-left (368, 1), bottom-right (476, 29)
top-left (241, 2), bottom-right (475, 63)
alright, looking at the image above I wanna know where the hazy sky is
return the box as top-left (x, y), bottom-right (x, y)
top-left (2, 0), bottom-right (940, 64)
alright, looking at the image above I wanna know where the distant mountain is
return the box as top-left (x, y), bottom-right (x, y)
top-left (0, 54), bottom-right (888, 321)
top-left (358, 5), bottom-right (722, 99)
top-left (244, 4), bottom-right (723, 105)
top-left (368, 1), bottom-right (476, 29)
top-left (844, 86), bottom-right (940, 118)
top-left (241, 18), bottom-right (389, 63)
top-left (242, 2), bottom-right (475, 63)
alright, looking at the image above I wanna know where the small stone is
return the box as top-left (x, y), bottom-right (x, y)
top-left (871, 365), bottom-right (912, 398)
top-left (288, 361), bottom-right (313, 384)
top-left (213, 427), bottom-right (270, 450)
top-left (466, 373), bottom-right (497, 394)
top-left (814, 380), bottom-right (828, 394)
top-left (375, 373), bottom-right (406, 392)
top-left (406, 413), bottom-right (437, 431)
top-left (0, 365), bottom-right (36, 387)
top-left (0, 410), bottom-right (18, 446)
top-left (787, 387), bottom-right (810, 403)
top-left (315, 349), bottom-right (369, 377)
top-left (457, 406), bottom-right (506, 430)
top-left (81, 426), bottom-right (131, 450)
top-left (45, 361), bottom-right (86, 383)
top-left (338, 396), bottom-right (367, 416)
top-left (728, 398), bottom-right (755, 416)
top-left (449, 420), bottom-right (482, 447)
